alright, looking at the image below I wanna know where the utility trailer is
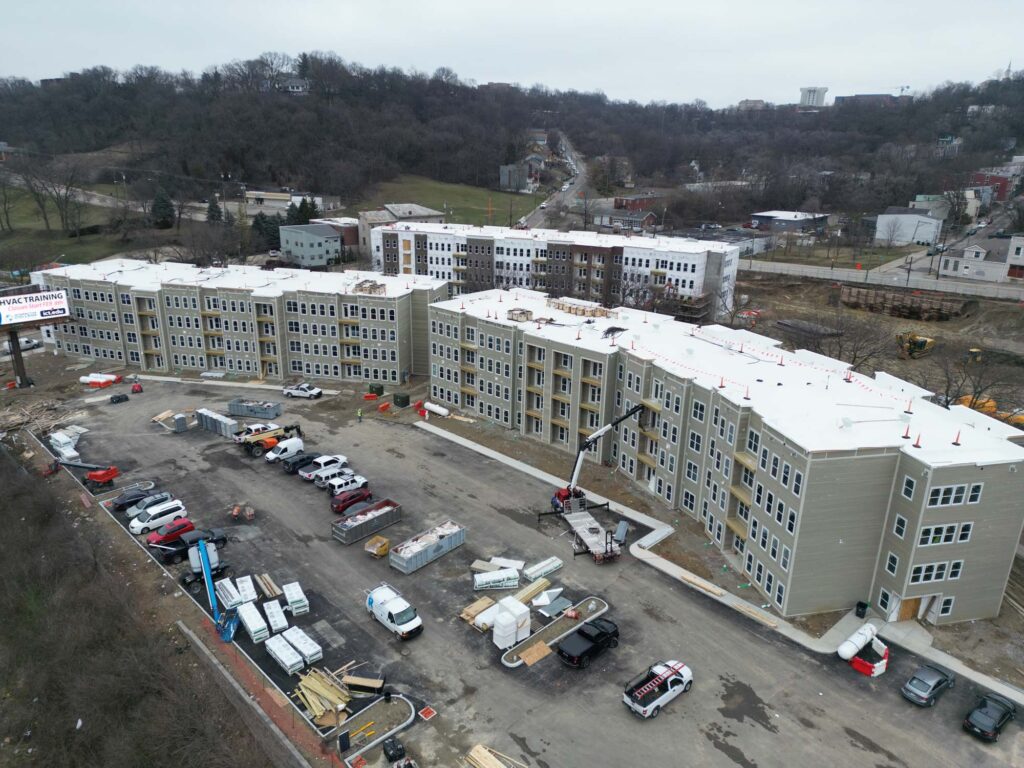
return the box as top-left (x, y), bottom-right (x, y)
top-left (330, 499), bottom-right (402, 545)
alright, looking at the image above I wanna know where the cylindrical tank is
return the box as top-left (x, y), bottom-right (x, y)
top-left (423, 402), bottom-right (450, 417)
top-left (837, 623), bottom-right (878, 660)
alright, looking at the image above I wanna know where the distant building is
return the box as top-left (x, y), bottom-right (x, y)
top-left (279, 224), bottom-right (342, 267)
top-left (938, 242), bottom-right (1010, 282)
top-left (278, 76), bottom-right (310, 95)
top-left (356, 203), bottom-right (445, 257)
top-left (935, 136), bottom-right (963, 158)
top-left (799, 87), bottom-right (828, 107)
top-left (971, 171), bottom-right (1014, 202)
top-left (310, 217), bottom-right (360, 249)
top-left (833, 93), bottom-right (911, 108)
top-left (1008, 236), bottom-right (1024, 280)
top-left (499, 164), bottom-right (532, 192)
top-left (245, 191), bottom-right (324, 211)
top-left (749, 211), bottom-right (828, 234)
top-left (909, 195), bottom-right (952, 221)
top-left (737, 99), bottom-right (767, 111)
top-left (591, 207), bottom-right (659, 231)
top-left (874, 208), bottom-right (942, 246)
top-left (614, 194), bottom-right (667, 211)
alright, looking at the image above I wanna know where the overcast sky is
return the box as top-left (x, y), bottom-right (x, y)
top-left (2, 1), bottom-right (1019, 107)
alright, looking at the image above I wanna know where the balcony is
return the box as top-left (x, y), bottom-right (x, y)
top-left (525, 409), bottom-right (543, 420)
top-left (460, 362), bottom-right (475, 373)
top-left (552, 367), bottom-right (572, 378)
top-left (641, 398), bottom-right (662, 412)
top-left (338, 317), bottom-right (359, 325)
top-left (526, 384), bottom-right (544, 396)
top-left (577, 426), bottom-right (594, 437)
top-left (140, 328), bottom-right (160, 336)
top-left (733, 451), bottom-right (757, 472)
top-left (258, 335), bottom-right (276, 343)
top-left (552, 392), bottom-right (571, 404)
top-left (205, 349), bottom-right (225, 356)
top-left (531, 256), bottom-right (547, 264)
top-left (579, 401), bottom-right (601, 413)
top-left (580, 375), bottom-right (601, 387)
top-left (260, 354), bottom-right (278, 363)
top-left (640, 425), bottom-right (660, 441)
top-left (729, 484), bottom-right (753, 507)
top-left (202, 328), bottom-right (223, 336)
top-left (200, 309), bottom-right (220, 317)
top-left (459, 340), bottom-right (477, 350)
top-left (637, 453), bottom-right (657, 469)
top-left (551, 416), bottom-right (570, 428)
top-left (453, 264), bottom-right (467, 272)
top-left (137, 308), bottom-right (156, 317)
top-left (255, 315), bottom-right (274, 323)
top-left (527, 360), bottom-right (545, 371)
top-left (725, 517), bottom-right (748, 539)
top-left (340, 357), bottom-right (363, 365)
top-left (460, 385), bottom-right (476, 396)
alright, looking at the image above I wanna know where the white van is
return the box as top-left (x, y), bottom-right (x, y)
top-left (3, 338), bottom-right (41, 354)
top-left (265, 437), bottom-right (304, 463)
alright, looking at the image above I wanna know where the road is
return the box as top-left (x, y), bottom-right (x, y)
top-left (71, 382), bottom-right (1023, 768)
top-left (523, 135), bottom-right (587, 229)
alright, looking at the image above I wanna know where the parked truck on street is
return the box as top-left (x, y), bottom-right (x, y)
top-left (365, 582), bottom-right (423, 640)
top-left (623, 661), bottom-right (693, 719)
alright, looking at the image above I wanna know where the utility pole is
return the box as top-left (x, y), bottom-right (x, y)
top-left (508, 198), bottom-right (513, 228)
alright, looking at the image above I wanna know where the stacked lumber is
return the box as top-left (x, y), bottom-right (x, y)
top-left (292, 667), bottom-right (352, 728)
top-left (460, 596), bottom-right (495, 624)
top-left (511, 577), bottom-right (550, 605)
top-left (466, 745), bottom-right (528, 768)
top-left (255, 573), bottom-right (283, 599)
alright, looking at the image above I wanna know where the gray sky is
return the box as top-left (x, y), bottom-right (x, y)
top-left (2, 1), bottom-right (1019, 107)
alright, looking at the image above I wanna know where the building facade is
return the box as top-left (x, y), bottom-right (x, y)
top-left (31, 260), bottom-right (447, 383)
top-left (356, 204), bottom-right (445, 257)
top-left (429, 289), bottom-right (1024, 624)
top-left (874, 208), bottom-right (942, 246)
top-left (749, 211), bottom-right (828, 234)
top-left (371, 223), bottom-right (739, 322)
top-left (799, 87), bottom-right (828, 107)
top-left (279, 224), bottom-right (342, 267)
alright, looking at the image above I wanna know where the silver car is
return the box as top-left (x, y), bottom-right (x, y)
top-left (901, 664), bottom-right (955, 707)
top-left (125, 491), bottom-right (174, 519)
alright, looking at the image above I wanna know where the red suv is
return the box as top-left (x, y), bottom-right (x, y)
top-left (331, 487), bottom-right (372, 514)
top-left (146, 518), bottom-right (196, 546)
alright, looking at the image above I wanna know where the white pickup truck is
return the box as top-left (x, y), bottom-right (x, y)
top-left (622, 660), bottom-right (693, 719)
top-left (365, 583), bottom-right (423, 640)
top-left (232, 423), bottom-right (279, 444)
top-left (283, 382), bottom-right (323, 399)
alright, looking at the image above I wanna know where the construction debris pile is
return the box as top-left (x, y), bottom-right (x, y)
top-left (466, 745), bottom-right (529, 768)
top-left (0, 399), bottom-right (64, 434)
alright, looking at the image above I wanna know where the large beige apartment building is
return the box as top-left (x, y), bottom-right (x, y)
top-left (429, 289), bottom-right (1024, 625)
top-left (31, 260), bottom-right (447, 384)
top-left (371, 223), bottom-right (739, 323)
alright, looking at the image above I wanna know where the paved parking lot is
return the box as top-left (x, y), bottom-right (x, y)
top-left (69, 381), bottom-right (1022, 767)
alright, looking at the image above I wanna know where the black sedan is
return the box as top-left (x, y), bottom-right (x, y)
top-left (900, 665), bottom-right (955, 707)
top-left (556, 618), bottom-right (619, 668)
top-left (109, 487), bottom-right (155, 512)
top-left (963, 693), bottom-right (1016, 742)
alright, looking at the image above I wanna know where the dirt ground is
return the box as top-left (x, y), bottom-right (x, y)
top-left (787, 610), bottom-right (850, 640)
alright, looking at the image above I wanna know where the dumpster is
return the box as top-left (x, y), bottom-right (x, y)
top-left (331, 500), bottom-right (403, 545)
top-left (393, 392), bottom-right (410, 408)
top-left (369, 383), bottom-right (385, 397)
top-left (228, 397), bottom-right (282, 419)
top-left (389, 519), bottom-right (465, 574)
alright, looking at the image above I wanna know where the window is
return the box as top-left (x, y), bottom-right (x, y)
top-left (688, 431), bottom-right (702, 453)
top-left (759, 528), bottom-right (768, 550)
top-left (939, 597), bottom-right (954, 617)
top-left (770, 455), bottom-right (779, 478)
top-left (957, 522), bottom-right (972, 542)
top-left (902, 476), bottom-right (915, 500)
top-left (781, 463), bottom-right (790, 487)
top-left (691, 401), bottom-right (705, 422)
top-left (927, 483), bottom-right (977, 507)
top-left (682, 490), bottom-right (695, 512)
top-left (775, 583), bottom-right (784, 607)
top-left (949, 560), bottom-right (963, 580)
top-left (764, 571), bottom-right (774, 596)
top-left (746, 429), bottom-right (760, 454)
top-left (759, 447), bottom-right (769, 470)
top-left (685, 460), bottom-right (698, 483)
top-left (886, 552), bottom-right (898, 575)
top-left (893, 515), bottom-right (907, 539)
top-left (968, 483), bottom-right (982, 504)
top-left (780, 545), bottom-right (790, 571)
top-left (792, 471), bottom-right (803, 496)
top-left (770, 536), bottom-right (779, 560)
top-left (878, 588), bottom-right (891, 613)
top-left (910, 562), bottom-right (950, 584)
top-left (919, 524), bottom-right (958, 546)
top-left (786, 509), bottom-right (796, 534)
top-left (755, 561), bottom-right (764, 585)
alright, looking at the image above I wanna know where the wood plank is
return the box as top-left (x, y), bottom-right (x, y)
top-left (512, 577), bottom-right (550, 605)
top-left (460, 596), bottom-right (495, 622)
top-left (519, 642), bottom-right (552, 666)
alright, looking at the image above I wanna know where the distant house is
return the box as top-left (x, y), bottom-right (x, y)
top-left (279, 224), bottom-right (341, 267)
top-left (592, 207), bottom-right (659, 231)
top-left (874, 208), bottom-right (942, 246)
top-left (749, 210), bottom-right (827, 234)
top-left (970, 171), bottom-right (1013, 201)
top-left (833, 94), bottom-right (910, 108)
top-left (499, 163), bottom-right (533, 193)
top-left (310, 217), bottom-right (359, 248)
top-left (736, 99), bottom-right (767, 111)
top-left (356, 203), bottom-right (445, 257)
top-left (278, 76), bottom-right (310, 95)
top-left (615, 194), bottom-right (666, 211)
top-left (909, 195), bottom-right (951, 221)
top-left (938, 242), bottom-right (1009, 282)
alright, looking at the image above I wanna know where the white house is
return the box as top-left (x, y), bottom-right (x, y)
top-left (874, 207), bottom-right (942, 246)
top-left (938, 242), bottom-right (1008, 282)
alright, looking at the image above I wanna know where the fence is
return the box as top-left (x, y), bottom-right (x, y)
top-left (740, 259), bottom-right (1024, 301)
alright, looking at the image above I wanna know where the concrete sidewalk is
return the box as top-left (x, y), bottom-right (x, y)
top-left (136, 373), bottom-right (341, 396)
top-left (415, 420), bottom-right (1024, 706)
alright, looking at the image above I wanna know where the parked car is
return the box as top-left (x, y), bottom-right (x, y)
top-left (281, 451), bottom-right (323, 474)
top-left (331, 487), bottom-right (373, 514)
top-left (129, 498), bottom-right (188, 534)
top-left (623, 661), bottom-right (693, 719)
top-left (366, 583), bottom-right (423, 639)
top-left (3, 337), bottom-right (42, 353)
top-left (109, 393), bottom-right (129, 404)
top-left (963, 693), bottom-right (1016, 742)
top-left (325, 473), bottom-right (369, 496)
top-left (901, 665), bottom-right (955, 707)
top-left (231, 423), bottom-right (279, 444)
top-left (539, 202), bottom-right (548, 209)
top-left (110, 487), bottom-right (156, 512)
top-left (153, 529), bottom-right (228, 564)
top-left (145, 518), bottom-right (196, 547)
top-left (556, 618), bottom-right (619, 668)
top-left (283, 382), bottom-right (323, 399)
top-left (314, 465), bottom-right (355, 489)
top-left (265, 437), bottom-right (304, 463)
top-left (124, 491), bottom-right (174, 519)
top-left (299, 454), bottom-right (349, 481)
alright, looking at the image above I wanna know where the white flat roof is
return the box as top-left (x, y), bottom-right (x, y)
top-left (33, 259), bottom-right (446, 299)
top-left (752, 211), bottom-right (824, 221)
top-left (311, 217), bottom-right (359, 227)
top-left (376, 222), bottom-right (737, 254)
top-left (435, 289), bottom-right (1024, 466)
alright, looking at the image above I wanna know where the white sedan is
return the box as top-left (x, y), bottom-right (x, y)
top-left (283, 382), bottom-right (323, 399)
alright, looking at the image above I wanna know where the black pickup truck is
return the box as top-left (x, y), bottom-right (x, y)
top-left (556, 618), bottom-right (619, 668)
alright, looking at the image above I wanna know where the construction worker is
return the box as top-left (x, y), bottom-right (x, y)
top-left (357, 408), bottom-right (363, 423)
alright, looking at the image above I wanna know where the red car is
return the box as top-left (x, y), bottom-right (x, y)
top-left (331, 487), bottom-right (372, 514)
top-left (146, 518), bottom-right (196, 546)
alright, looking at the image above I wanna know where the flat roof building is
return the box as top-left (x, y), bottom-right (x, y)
top-left (356, 203), bottom-right (445, 257)
top-left (279, 223), bottom-right (342, 268)
top-left (429, 289), bottom-right (1024, 625)
top-left (31, 260), bottom-right (447, 384)
top-left (371, 222), bottom-right (740, 323)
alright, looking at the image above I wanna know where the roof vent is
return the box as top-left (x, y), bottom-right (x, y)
top-left (507, 308), bottom-right (533, 322)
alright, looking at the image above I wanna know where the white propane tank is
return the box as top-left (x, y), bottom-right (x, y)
top-left (837, 623), bottom-right (878, 660)
top-left (423, 402), bottom-right (450, 417)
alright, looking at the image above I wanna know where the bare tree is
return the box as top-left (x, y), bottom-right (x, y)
top-left (882, 217), bottom-right (902, 248)
top-left (0, 170), bottom-right (17, 231)
top-left (943, 187), bottom-right (968, 231)
top-left (12, 160), bottom-right (52, 231)
top-left (797, 308), bottom-right (892, 372)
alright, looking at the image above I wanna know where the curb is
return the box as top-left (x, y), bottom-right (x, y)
top-left (135, 374), bottom-right (340, 396)
top-left (414, 420), bottom-right (1024, 706)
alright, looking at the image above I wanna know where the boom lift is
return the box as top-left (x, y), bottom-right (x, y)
top-left (44, 458), bottom-right (121, 490)
top-left (190, 541), bottom-right (239, 643)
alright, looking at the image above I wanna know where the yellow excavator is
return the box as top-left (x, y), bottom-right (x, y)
top-left (896, 331), bottom-right (936, 359)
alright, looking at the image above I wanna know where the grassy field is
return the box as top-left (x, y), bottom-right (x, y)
top-left (354, 175), bottom-right (543, 226)
top-left (754, 243), bottom-right (916, 269)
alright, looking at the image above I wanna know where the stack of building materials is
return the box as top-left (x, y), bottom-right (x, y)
top-left (48, 426), bottom-right (87, 461)
top-left (330, 499), bottom-right (402, 544)
top-left (389, 519), bottom-right (465, 574)
top-left (266, 634), bottom-right (305, 675)
top-left (172, 414), bottom-right (188, 433)
top-left (228, 397), bottom-right (282, 419)
top-left (511, 577), bottom-right (550, 605)
top-left (489, 557), bottom-right (525, 571)
top-left (473, 603), bottom-right (502, 632)
top-left (254, 573), bottom-right (283, 599)
top-left (263, 599), bottom-right (289, 633)
top-left (492, 597), bottom-right (531, 650)
top-left (492, 610), bottom-right (517, 650)
top-left (474, 568), bottom-right (520, 591)
top-left (470, 560), bottom-right (501, 573)
top-left (214, 578), bottom-right (242, 610)
top-left (538, 596), bottom-right (572, 619)
top-left (460, 596), bottom-right (495, 626)
top-left (283, 582), bottom-right (310, 615)
top-left (525, 557), bottom-right (563, 581)
top-left (235, 575), bottom-right (258, 603)
top-left (283, 626), bottom-right (323, 664)
top-left (293, 667), bottom-right (352, 728)
top-left (237, 601), bottom-right (270, 644)
top-left (532, 588), bottom-right (564, 607)
top-left (466, 745), bottom-right (528, 768)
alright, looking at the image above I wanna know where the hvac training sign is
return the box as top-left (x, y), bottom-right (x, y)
top-left (0, 290), bottom-right (70, 328)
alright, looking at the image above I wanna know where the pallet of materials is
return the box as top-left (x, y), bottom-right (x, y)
top-left (511, 577), bottom-right (550, 605)
top-left (283, 626), bottom-right (323, 664)
top-left (255, 573), bottom-right (283, 599)
top-left (235, 575), bottom-right (258, 603)
top-left (389, 519), bottom-right (465, 575)
top-left (263, 599), bottom-right (289, 633)
top-left (460, 596), bottom-right (495, 625)
top-left (282, 582), bottom-right (310, 615)
top-left (266, 634), bottom-right (305, 676)
top-left (214, 578), bottom-right (242, 610)
top-left (466, 744), bottom-right (529, 768)
top-left (524, 557), bottom-right (562, 581)
top-left (473, 568), bottom-right (520, 591)
top-left (293, 668), bottom-right (352, 728)
top-left (237, 601), bottom-right (270, 644)
top-left (331, 499), bottom-right (402, 544)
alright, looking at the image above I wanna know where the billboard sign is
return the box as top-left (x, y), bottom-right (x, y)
top-left (0, 290), bottom-right (70, 328)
